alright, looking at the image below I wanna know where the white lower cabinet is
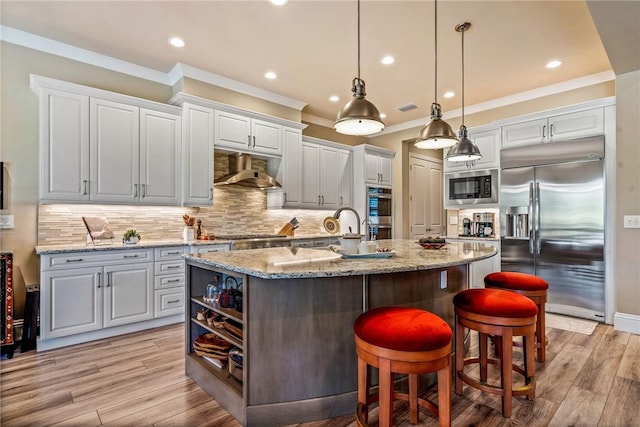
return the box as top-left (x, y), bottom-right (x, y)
top-left (103, 263), bottom-right (154, 327)
top-left (469, 240), bottom-right (501, 288)
top-left (153, 246), bottom-right (186, 319)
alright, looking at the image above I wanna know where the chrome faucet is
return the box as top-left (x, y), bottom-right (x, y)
top-left (333, 207), bottom-right (362, 239)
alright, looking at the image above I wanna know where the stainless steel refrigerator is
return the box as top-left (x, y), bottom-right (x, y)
top-left (500, 137), bottom-right (605, 321)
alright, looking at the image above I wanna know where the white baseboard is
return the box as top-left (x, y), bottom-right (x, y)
top-left (614, 312), bottom-right (640, 335)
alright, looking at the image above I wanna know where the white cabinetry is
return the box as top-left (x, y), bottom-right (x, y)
top-left (444, 127), bottom-right (500, 172)
top-left (182, 103), bottom-right (214, 206)
top-left (40, 249), bottom-right (153, 341)
top-left (154, 247), bottom-right (186, 318)
top-left (409, 155), bottom-right (444, 239)
top-left (215, 110), bottom-right (282, 156)
top-left (299, 137), bottom-right (352, 210)
top-left (501, 107), bottom-right (604, 149)
top-left (32, 75), bottom-right (182, 205)
top-left (355, 145), bottom-right (393, 187)
top-left (267, 127), bottom-right (303, 209)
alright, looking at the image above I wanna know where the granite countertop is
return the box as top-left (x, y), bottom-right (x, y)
top-left (35, 234), bottom-right (339, 255)
top-left (445, 236), bottom-right (500, 242)
top-left (184, 239), bottom-right (497, 279)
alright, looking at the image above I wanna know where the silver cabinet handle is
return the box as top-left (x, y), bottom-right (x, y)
top-left (142, 184), bottom-right (147, 197)
top-left (318, 195), bottom-right (321, 205)
top-left (247, 135), bottom-right (251, 148)
top-left (252, 135), bottom-right (256, 148)
top-left (123, 254), bottom-right (139, 259)
top-left (321, 195), bottom-right (324, 205)
top-left (542, 125), bottom-right (546, 139)
top-left (550, 124), bottom-right (554, 138)
top-left (106, 272), bottom-right (112, 287)
top-left (340, 196), bottom-right (343, 205)
top-left (535, 182), bottom-right (541, 255)
top-left (209, 188), bottom-right (213, 200)
top-left (167, 299), bottom-right (180, 304)
top-left (82, 180), bottom-right (88, 195)
top-left (284, 192), bottom-right (288, 203)
top-left (166, 265), bottom-right (180, 269)
top-left (134, 183), bottom-right (138, 197)
top-left (66, 258), bottom-right (84, 263)
top-left (167, 251), bottom-right (181, 255)
top-left (528, 182), bottom-right (534, 255)
top-left (167, 279), bottom-right (181, 283)
top-left (96, 272), bottom-right (101, 288)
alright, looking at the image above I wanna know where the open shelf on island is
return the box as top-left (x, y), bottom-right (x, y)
top-left (190, 317), bottom-right (243, 349)
top-left (192, 295), bottom-right (243, 324)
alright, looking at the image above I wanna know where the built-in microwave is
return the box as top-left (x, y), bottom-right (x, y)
top-left (445, 169), bottom-right (498, 206)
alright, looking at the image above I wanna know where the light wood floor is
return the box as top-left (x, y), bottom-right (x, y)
top-left (1, 322), bottom-right (638, 426)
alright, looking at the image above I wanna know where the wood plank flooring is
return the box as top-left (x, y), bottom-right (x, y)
top-left (1, 322), bottom-right (638, 426)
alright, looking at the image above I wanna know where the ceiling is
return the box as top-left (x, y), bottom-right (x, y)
top-left (1, 1), bottom-right (627, 131)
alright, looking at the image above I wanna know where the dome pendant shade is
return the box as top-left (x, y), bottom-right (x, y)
top-left (414, 103), bottom-right (459, 149)
top-left (335, 78), bottom-right (385, 136)
top-left (446, 125), bottom-right (482, 161)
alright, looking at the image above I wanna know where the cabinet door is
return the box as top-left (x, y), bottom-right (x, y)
top-left (319, 146), bottom-right (340, 209)
top-left (282, 127), bottom-right (302, 207)
top-left (39, 88), bottom-right (90, 202)
top-left (548, 108), bottom-right (603, 141)
top-left (90, 98), bottom-right (140, 203)
top-left (364, 152), bottom-right (380, 184)
top-left (470, 242), bottom-right (500, 288)
top-left (300, 143), bottom-right (321, 208)
top-left (41, 267), bottom-right (103, 339)
top-left (140, 108), bottom-right (181, 205)
top-left (409, 157), bottom-right (443, 239)
top-left (378, 154), bottom-right (393, 186)
top-left (182, 104), bottom-right (214, 206)
top-left (501, 118), bottom-right (547, 148)
top-left (103, 263), bottom-right (153, 327)
top-left (154, 288), bottom-right (185, 318)
top-left (472, 129), bottom-right (500, 169)
top-left (251, 119), bottom-right (282, 155)
top-left (215, 110), bottom-right (251, 151)
top-left (338, 149), bottom-right (352, 207)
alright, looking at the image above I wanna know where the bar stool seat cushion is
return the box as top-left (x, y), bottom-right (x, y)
top-left (453, 288), bottom-right (538, 319)
top-left (354, 306), bottom-right (452, 352)
top-left (484, 272), bottom-right (549, 291)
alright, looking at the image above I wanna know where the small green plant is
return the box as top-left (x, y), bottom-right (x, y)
top-left (123, 229), bottom-right (141, 241)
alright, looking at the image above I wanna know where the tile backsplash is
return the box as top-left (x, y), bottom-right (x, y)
top-left (37, 153), bottom-right (333, 245)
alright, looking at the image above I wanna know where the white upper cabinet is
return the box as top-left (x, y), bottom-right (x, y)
top-left (215, 110), bottom-right (282, 156)
top-left (281, 127), bottom-right (302, 207)
top-left (501, 107), bottom-right (604, 149)
top-left (38, 88), bottom-right (90, 202)
top-left (444, 127), bottom-right (500, 172)
top-left (354, 145), bottom-right (394, 188)
top-left (338, 149), bottom-right (353, 207)
top-left (182, 103), bottom-right (214, 206)
top-left (32, 75), bottom-right (183, 205)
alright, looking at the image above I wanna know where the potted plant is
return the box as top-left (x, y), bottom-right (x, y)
top-left (123, 229), bottom-right (141, 245)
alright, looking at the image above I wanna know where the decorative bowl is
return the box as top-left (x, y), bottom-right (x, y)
top-left (418, 242), bottom-right (447, 250)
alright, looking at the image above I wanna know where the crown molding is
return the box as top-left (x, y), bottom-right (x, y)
top-left (1, 25), bottom-right (307, 111)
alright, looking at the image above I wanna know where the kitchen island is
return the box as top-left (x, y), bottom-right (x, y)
top-left (183, 239), bottom-right (496, 426)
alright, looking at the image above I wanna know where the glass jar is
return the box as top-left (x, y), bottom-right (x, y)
top-left (205, 277), bottom-right (221, 305)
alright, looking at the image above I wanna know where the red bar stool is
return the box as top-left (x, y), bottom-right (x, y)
top-left (454, 288), bottom-right (537, 418)
top-left (354, 306), bottom-right (452, 427)
top-left (484, 272), bottom-right (549, 362)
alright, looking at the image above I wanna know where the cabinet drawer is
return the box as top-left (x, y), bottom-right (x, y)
top-left (43, 249), bottom-right (152, 270)
top-left (155, 274), bottom-right (185, 290)
top-left (154, 259), bottom-right (185, 275)
top-left (195, 244), bottom-right (230, 254)
top-left (155, 288), bottom-right (185, 318)
top-left (154, 247), bottom-right (186, 260)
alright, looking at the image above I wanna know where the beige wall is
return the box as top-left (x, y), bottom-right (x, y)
top-left (614, 69), bottom-right (640, 319)
top-left (301, 122), bottom-right (365, 146)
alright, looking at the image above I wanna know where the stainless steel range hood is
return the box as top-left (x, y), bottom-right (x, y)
top-left (214, 153), bottom-right (281, 189)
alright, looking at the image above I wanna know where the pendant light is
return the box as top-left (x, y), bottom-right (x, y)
top-left (415, 0), bottom-right (458, 150)
top-left (446, 22), bottom-right (482, 162)
top-left (334, 0), bottom-right (385, 136)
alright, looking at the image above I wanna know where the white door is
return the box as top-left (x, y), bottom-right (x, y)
top-left (182, 103), bottom-right (214, 206)
top-left (319, 146), bottom-right (340, 209)
top-left (364, 152), bottom-right (380, 184)
top-left (251, 119), bottom-right (282, 155)
top-left (378, 154), bottom-right (393, 186)
top-left (215, 110), bottom-right (251, 151)
top-left (41, 267), bottom-right (103, 339)
top-left (409, 156), bottom-right (444, 239)
top-left (139, 108), bottom-right (181, 205)
top-left (90, 98), bottom-right (139, 203)
top-left (300, 142), bottom-right (321, 208)
top-left (103, 263), bottom-right (153, 327)
top-left (39, 88), bottom-right (90, 202)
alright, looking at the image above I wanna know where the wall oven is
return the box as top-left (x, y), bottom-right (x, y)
top-left (367, 187), bottom-right (392, 240)
top-left (445, 169), bottom-right (498, 207)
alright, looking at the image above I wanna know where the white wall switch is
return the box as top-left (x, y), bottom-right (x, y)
top-left (623, 215), bottom-right (640, 228)
top-left (0, 214), bottom-right (14, 229)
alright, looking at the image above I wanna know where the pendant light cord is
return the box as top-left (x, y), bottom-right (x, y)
top-left (357, 0), bottom-right (361, 81)
top-left (461, 23), bottom-right (465, 126)
top-left (434, 0), bottom-right (438, 103)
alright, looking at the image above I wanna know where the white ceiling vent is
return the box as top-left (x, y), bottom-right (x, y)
top-left (396, 103), bottom-right (419, 112)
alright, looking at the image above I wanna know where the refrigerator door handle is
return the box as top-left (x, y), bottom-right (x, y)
top-left (535, 182), bottom-right (541, 255)
top-left (528, 182), bottom-right (534, 255)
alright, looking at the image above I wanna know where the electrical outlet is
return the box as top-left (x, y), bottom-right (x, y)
top-left (0, 214), bottom-right (14, 229)
top-left (623, 215), bottom-right (640, 228)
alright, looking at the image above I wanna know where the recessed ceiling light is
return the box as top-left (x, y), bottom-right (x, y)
top-left (381, 56), bottom-right (395, 65)
top-left (380, 113), bottom-right (387, 119)
top-left (264, 71), bottom-right (277, 80)
top-left (168, 37), bottom-right (186, 48)
top-left (329, 95), bottom-right (340, 102)
top-left (546, 59), bottom-right (563, 69)
top-left (268, 0), bottom-right (289, 6)
top-left (443, 91), bottom-right (455, 98)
